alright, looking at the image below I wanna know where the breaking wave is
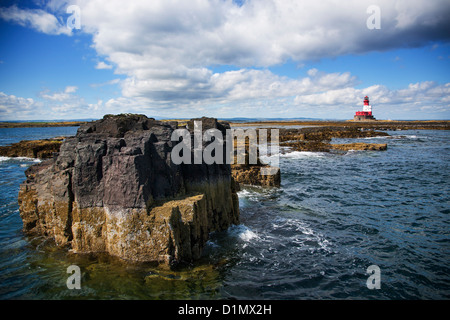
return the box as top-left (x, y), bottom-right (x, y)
top-left (227, 224), bottom-right (260, 242)
top-left (0, 156), bottom-right (41, 163)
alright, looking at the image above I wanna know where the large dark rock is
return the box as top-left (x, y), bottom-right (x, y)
top-left (18, 114), bottom-right (239, 267)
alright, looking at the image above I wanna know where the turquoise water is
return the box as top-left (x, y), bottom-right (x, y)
top-left (0, 127), bottom-right (449, 299)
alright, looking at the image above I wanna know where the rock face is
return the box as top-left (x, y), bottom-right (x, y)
top-left (18, 114), bottom-right (239, 267)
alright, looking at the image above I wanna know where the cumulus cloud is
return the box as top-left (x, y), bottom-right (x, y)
top-left (65, 0), bottom-right (448, 108)
top-left (39, 87), bottom-right (93, 115)
top-left (294, 81), bottom-right (450, 119)
top-left (0, 92), bottom-right (35, 118)
top-left (0, 5), bottom-right (71, 35)
top-left (0, 88), bottom-right (100, 120)
top-left (95, 61), bottom-right (113, 70)
top-left (64, 86), bottom-right (78, 93)
top-left (90, 78), bottom-right (121, 88)
top-left (295, 81), bottom-right (450, 106)
top-left (1, 0), bottom-right (449, 119)
top-left (40, 86), bottom-right (78, 101)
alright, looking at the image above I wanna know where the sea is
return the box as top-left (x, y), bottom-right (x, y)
top-left (0, 126), bottom-right (449, 300)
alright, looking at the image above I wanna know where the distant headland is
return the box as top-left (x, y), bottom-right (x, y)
top-left (1, 119), bottom-right (449, 130)
top-left (0, 121), bottom-right (88, 128)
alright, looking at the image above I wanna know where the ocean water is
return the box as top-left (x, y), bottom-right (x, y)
top-left (0, 127), bottom-right (449, 300)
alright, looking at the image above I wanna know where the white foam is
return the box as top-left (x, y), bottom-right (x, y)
top-left (228, 224), bottom-right (259, 242)
top-left (363, 134), bottom-right (420, 140)
top-left (237, 185), bottom-right (277, 202)
top-left (280, 151), bottom-right (325, 159)
top-left (237, 189), bottom-right (252, 198)
top-left (360, 136), bottom-right (388, 140)
top-left (271, 218), bottom-right (332, 253)
top-left (0, 156), bottom-right (41, 163)
top-left (260, 151), bottom-right (325, 163)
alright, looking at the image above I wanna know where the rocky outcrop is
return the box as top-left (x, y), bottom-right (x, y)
top-left (231, 163), bottom-right (280, 187)
top-left (18, 114), bottom-right (239, 267)
top-left (230, 150), bottom-right (280, 187)
top-left (279, 126), bottom-right (389, 142)
top-left (278, 126), bottom-right (389, 152)
top-left (331, 143), bottom-right (387, 151)
top-left (0, 138), bottom-right (64, 159)
top-left (228, 130), bottom-right (281, 187)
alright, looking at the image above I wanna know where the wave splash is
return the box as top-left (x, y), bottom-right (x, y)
top-left (0, 156), bottom-right (42, 163)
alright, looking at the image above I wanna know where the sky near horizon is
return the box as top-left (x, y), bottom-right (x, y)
top-left (0, 0), bottom-right (449, 121)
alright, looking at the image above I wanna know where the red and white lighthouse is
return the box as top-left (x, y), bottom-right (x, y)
top-left (354, 96), bottom-right (376, 121)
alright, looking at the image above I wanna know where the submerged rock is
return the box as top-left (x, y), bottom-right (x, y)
top-left (18, 114), bottom-right (239, 267)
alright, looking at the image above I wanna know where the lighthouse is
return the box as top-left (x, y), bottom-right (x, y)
top-left (354, 96), bottom-right (376, 121)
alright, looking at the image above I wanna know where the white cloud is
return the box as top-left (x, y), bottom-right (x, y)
top-left (27, 87), bottom-right (103, 119)
top-left (65, 0), bottom-right (449, 109)
top-left (38, 86), bottom-right (77, 102)
top-left (90, 78), bottom-right (120, 88)
top-left (88, 99), bottom-right (103, 111)
top-left (293, 81), bottom-right (450, 119)
top-left (0, 92), bottom-right (35, 118)
top-left (1, 0), bottom-right (449, 120)
top-left (64, 86), bottom-right (78, 93)
top-left (40, 91), bottom-right (69, 102)
top-left (209, 68), bottom-right (357, 102)
top-left (95, 61), bottom-right (113, 70)
top-left (0, 5), bottom-right (71, 35)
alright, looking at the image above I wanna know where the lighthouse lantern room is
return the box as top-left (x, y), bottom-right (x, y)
top-left (354, 96), bottom-right (376, 121)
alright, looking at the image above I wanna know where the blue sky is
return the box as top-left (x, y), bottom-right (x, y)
top-left (0, 0), bottom-right (449, 120)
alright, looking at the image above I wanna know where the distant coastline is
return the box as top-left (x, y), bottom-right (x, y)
top-left (231, 120), bottom-right (450, 130)
top-left (0, 121), bottom-right (88, 128)
top-left (1, 119), bottom-right (449, 130)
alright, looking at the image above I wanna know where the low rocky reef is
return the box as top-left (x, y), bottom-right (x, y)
top-left (278, 126), bottom-right (389, 152)
top-left (18, 115), bottom-right (251, 268)
top-left (331, 143), bottom-right (387, 151)
top-left (0, 137), bottom-right (64, 159)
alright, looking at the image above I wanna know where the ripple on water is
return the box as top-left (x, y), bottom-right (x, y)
top-left (0, 128), bottom-right (449, 299)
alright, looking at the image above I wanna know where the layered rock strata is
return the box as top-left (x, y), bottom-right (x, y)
top-left (230, 149), bottom-right (281, 187)
top-left (18, 114), bottom-right (239, 267)
top-left (227, 127), bottom-right (281, 187)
